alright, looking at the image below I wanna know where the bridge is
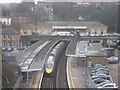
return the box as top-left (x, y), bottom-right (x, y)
top-left (21, 35), bottom-right (119, 45)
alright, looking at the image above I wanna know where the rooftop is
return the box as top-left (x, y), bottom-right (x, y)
top-left (11, 12), bottom-right (30, 17)
top-left (21, 24), bottom-right (36, 30)
top-left (22, 0), bottom-right (34, 2)
top-left (2, 28), bottom-right (20, 35)
top-left (38, 21), bottom-right (107, 29)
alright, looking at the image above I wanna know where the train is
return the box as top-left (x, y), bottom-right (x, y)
top-left (44, 41), bottom-right (68, 76)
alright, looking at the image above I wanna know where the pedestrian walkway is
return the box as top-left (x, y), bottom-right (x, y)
top-left (67, 56), bottom-right (88, 88)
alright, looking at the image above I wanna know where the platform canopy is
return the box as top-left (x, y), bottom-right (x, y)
top-left (52, 26), bottom-right (87, 30)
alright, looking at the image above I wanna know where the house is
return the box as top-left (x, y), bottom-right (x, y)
top-left (20, 24), bottom-right (38, 36)
top-left (2, 28), bottom-right (21, 48)
top-left (11, 12), bottom-right (31, 24)
top-left (0, 17), bottom-right (11, 26)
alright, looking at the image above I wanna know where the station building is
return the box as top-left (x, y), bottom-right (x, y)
top-left (37, 21), bottom-right (108, 35)
top-left (20, 21), bottom-right (107, 36)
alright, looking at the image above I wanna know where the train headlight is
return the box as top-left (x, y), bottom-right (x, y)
top-left (46, 68), bottom-right (52, 73)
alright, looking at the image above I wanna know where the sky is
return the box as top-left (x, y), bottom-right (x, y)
top-left (0, 0), bottom-right (22, 3)
top-left (0, 0), bottom-right (119, 3)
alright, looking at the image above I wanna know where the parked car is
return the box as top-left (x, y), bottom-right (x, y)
top-left (96, 81), bottom-right (111, 87)
top-left (97, 83), bottom-right (118, 89)
top-left (6, 47), bottom-right (13, 52)
top-left (93, 70), bottom-right (109, 76)
top-left (93, 64), bottom-right (107, 70)
top-left (92, 74), bottom-right (110, 80)
top-left (92, 78), bottom-right (107, 84)
top-left (92, 68), bottom-right (109, 72)
top-left (107, 56), bottom-right (118, 64)
top-left (107, 40), bottom-right (117, 47)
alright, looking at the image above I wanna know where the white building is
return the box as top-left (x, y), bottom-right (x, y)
top-left (0, 17), bottom-right (11, 26)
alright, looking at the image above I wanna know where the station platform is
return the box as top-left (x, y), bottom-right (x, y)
top-left (66, 40), bottom-right (104, 88)
top-left (20, 39), bottom-right (58, 88)
top-left (67, 56), bottom-right (88, 88)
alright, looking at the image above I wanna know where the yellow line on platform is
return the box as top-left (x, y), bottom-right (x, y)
top-left (68, 57), bottom-right (75, 89)
top-left (33, 71), bottom-right (41, 89)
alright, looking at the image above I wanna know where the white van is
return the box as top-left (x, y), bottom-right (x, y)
top-left (57, 32), bottom-right (72, 36)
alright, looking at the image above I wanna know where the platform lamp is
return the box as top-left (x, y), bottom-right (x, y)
top-left (118, 1), bottom-right (120, 34)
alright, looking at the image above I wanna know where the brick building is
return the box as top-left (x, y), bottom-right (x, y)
top-left (11, 12), bottom-right (31, 24)
top-left (2, 28), bottom-right (21, 48)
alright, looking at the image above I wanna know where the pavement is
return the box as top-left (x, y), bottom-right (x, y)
top-left (66, 38), bottom-right (77, 56)
top-left (107, 64), bottom-right (119, 86)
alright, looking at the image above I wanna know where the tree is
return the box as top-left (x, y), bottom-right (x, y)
top-left (32, 7), bottom-right (47, 24)
top-left (11, 22), bottom-right (22, 31)
top-left (52, 2), bottom-right (76, 21)
top-left (15, 3), bottom-right (31, 14)
top-left (2, 7), bottom-right (11, 16)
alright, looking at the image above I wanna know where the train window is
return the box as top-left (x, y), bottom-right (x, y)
top-left (46, 63), bottom-right (54, 69)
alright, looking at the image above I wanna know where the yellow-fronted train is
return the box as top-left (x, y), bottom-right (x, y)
top-left (44, 40), bottom-right (68, 76)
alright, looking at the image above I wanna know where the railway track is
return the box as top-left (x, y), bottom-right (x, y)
top-left (41, 41), bottom-right (69, 89)
top-left (56, 52), bottom-right (69, 88)
top-left (41, 74), bottom-right (56, 88)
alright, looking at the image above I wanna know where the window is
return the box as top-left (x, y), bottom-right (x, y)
top-left (88, 31), bottom-right (90, 34)
top-left (104, 85), bottom-right (114, 87)
top-left (3, 35), bottom-right (6, 40)
top-left (19, 17), bottom-right (22, 19)
top-left (7, 21), bottom-right (9, 25)
top-left (95, 30), bottom-right (97, 34)
top-left (3, 42), bottom-right (5, 46)
top-left (12, 42), bottom-right (15, 46)
top-left (24, 30), bottom-right (27, 34)
top-left (12, 36), bottom-right (15, 40)
top-left (19, 20), bottom-right (22, 22)
top-left (3, 22), bottom-right (6, 25)
top-left (7, 43), bottom-right (10, 46)
top-left (7, 35), bottom-right (10, 40)
top-left (101, 30), bottom-right (103, 34)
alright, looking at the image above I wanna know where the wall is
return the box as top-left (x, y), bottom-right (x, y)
top-left (88, 56), bottom-right (107, 66)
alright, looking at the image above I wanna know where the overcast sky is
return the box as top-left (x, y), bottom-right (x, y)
top-left (0, 0), bottom-right (119, 3)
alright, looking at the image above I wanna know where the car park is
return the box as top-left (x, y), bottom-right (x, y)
top-left (90, 64), bottom-right (118, 89)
